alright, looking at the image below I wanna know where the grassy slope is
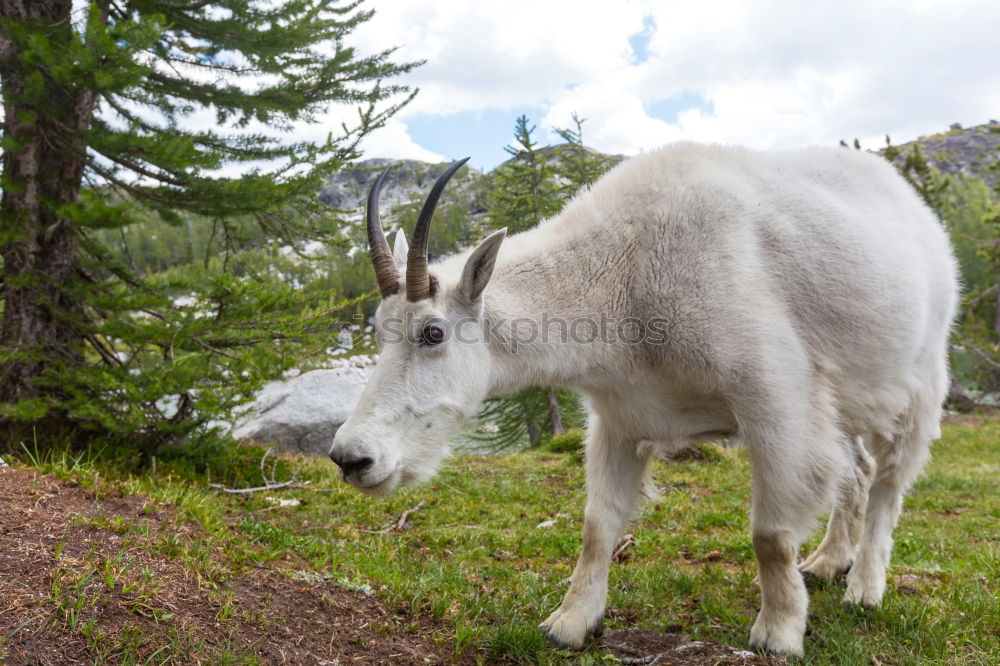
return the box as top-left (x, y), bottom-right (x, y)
top-left (8, 419), bottom-right (999, 665)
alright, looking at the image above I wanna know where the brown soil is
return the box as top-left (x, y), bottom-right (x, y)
top-left (0, 465), bottom-right (782, 665)
top-left (665, 446), bottom-right (715, 462)
top-left (602, 629), bottom-right (785, 665)
top-left (941, 411), bottom-right (1000, 427)
top-left (0, 467), bottom-right (469, 665)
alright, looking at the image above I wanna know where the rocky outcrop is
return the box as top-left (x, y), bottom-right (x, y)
top-left (317, 145), bottom-right (620, 220)
top-left (882, 120), bottom-right (1000, 186)
top-left (318, 158), bottom-right (485, 212)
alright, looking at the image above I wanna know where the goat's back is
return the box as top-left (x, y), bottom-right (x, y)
top-left (557, 144), bottom-right (958, 429)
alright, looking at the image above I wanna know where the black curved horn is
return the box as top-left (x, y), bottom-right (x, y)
top-left (366, 164), bottom-right (400, 298)
top-left (406, 157), bottom-right (470, 301)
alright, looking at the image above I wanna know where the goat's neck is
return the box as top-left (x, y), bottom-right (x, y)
top-left (481, 246), bottom-right (604, 397)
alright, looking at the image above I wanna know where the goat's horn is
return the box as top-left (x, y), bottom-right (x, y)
top-left (407, 157), bottom-right (470, 301)
top-left (367, 164), bottom-right (400, 298)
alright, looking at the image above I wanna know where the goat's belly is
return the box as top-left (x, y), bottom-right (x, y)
top-left (595, 380), bottom-right (737, 445)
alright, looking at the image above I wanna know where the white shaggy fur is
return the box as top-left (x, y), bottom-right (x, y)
top-left (330, 143), bottom-right (959, 657)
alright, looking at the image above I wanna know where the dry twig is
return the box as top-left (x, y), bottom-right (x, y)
top-left (261, 447), bottom-right (279, 486)
top-left (612, 533), bottom-right (635, 563)
top-left (385, 500), bottom-right (426, 533)
top-left (208, 479), bottom-right (300, 494)
top-left (359, 500), bottom-right (428, 535)
top-left (207, 447), bottom-right (308, 494)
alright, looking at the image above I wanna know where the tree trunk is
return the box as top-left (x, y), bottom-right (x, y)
top-left (994, 284), bottom-right (1000, 339)
top-left (547, 392), bottom-right (565, 436)
top-left (525, 418), bottom-right (538, 447)
top-left (0, 0), bottom-right (96, 412)
top-left (946, 369), bottom-right (977, 414)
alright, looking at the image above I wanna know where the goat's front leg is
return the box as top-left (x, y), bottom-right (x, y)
top-left (540, 417), bottom-right (646, 649)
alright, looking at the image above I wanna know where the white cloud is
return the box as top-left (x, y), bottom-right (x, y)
top-left (349, 0), bottom-right (649, 115)
top-left (628, 0), bottom-right (1000, 150)
top-left (356, 118), bottom-right (445, 162)
top-left (103, 1), bottom-right (997, 164)
top-left (348, 0), bottom-right (1000, 157)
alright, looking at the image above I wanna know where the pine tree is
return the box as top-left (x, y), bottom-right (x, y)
top-left (877, 136), bottom-right (951, 211)
top-left (968, 148), bottom-right (1000, 395)
top-left (0, 0), bottom-right (416, 447)
top-left (553, 112), bottom-right (620, 196)
top-left (487, 115), bottom-right (561, 234)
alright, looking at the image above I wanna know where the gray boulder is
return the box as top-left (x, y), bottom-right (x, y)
top-left (233, 365), bottom-right (373, 457)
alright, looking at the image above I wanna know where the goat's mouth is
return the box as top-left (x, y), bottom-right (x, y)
top-left (350, 468), bottom-right (402, 496)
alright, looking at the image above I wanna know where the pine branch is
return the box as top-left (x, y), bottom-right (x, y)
top-left (0, 0), bottom-right (419, 443)
top-left (966, 343), bottom-right (1000, 371)
top-left (965, 283), bottom-right (999, 309)
top-left (90, 147), bottom-right (187, 187)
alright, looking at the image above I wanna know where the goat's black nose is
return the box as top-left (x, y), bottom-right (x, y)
top-left (329, 451), bottom-right (374, 477)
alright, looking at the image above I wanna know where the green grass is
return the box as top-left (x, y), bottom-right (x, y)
top-left (7, 420), bottom-right (999, 664)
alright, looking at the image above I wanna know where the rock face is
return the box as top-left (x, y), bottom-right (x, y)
top-left (882, 120), bottom-right (1000, 186)
top-left (233, 366), bottom-right (373, 457)
top-left (316, 146), bottom-right (621, 220)
top-left (318, 158), bottom-right (485, 212)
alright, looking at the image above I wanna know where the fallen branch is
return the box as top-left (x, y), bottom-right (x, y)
top-left (388, 500), bottom-right (426, 532)
top-left (207, 447), bottom-right (311, 494)
top-left (208, 479), bottom-right (300, 494)
top-left (260, 447), bottom-right (280, 487)
top-left (369, 500), bottom-right (427, 534)
top-left (619, 656), bottom-right (661, 665)
top-left (612, 533), bottom-right (635, 563)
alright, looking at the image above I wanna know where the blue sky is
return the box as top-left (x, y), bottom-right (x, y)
top-left (628, 15), bottom-right (656, 64)
top-left (404, 107), bottom-right (548, 171)
top-left (404, 90), bottom-right (716, 170)
top-left (315, 1), bottom-right (1000, 168)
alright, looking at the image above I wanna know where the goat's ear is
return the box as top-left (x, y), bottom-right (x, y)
top-left (392, 230), bottom-right (409, 273)
top-left (457, 228), bottom-right (506, 304)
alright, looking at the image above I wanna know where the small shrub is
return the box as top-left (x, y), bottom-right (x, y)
top-left (546, 428), bottom-right (585, 454)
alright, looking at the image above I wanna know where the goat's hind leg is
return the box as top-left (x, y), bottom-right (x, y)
top-left (540, 415), bottom-right (646, 649)
top-left (845, 412), bottom-right (935, 608)
top-left (800, 435), bottom-right (875, 581)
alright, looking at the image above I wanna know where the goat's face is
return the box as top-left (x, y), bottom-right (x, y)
top-left (328, 159), bottom-right (506, 495)
top-left (330, 285), bottom-right (496, 494)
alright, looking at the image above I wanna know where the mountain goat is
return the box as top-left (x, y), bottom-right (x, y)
top-left (328, 144), bottom-right (958, 656)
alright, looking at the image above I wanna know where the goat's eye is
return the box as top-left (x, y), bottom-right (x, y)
top-left (421, 323), bottom-right (446, 346)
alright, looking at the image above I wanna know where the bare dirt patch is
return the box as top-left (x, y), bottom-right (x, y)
top-left (602, 629), bottom-right (784, 665)
top-left (941, 411), bottom-right (1000, 427)
top-left (0, 465), bottom-right (790, 664)
top-left (0, 467), bottom-right (469, 665)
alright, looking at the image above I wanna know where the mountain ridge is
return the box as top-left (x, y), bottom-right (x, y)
top-left (880, 120), bottom-right (1000, 187)
top-left (323, 121), bottom-right (1000, 218)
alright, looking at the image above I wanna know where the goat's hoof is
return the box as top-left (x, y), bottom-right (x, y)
top-left (842, 599), bottom-right (870, 613)
top-left (799, 553), bottom-right (852, 582)
top-left (539, 609), bottom-right (601, 650)
top-left (843, 571), bottom-right (885, 609)
top-left (749, 636), bottom-right (805, 658)
top-left (749, 614), bottom-right (805, 658)
top-left (841, 594), bottom-right (880, 613)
